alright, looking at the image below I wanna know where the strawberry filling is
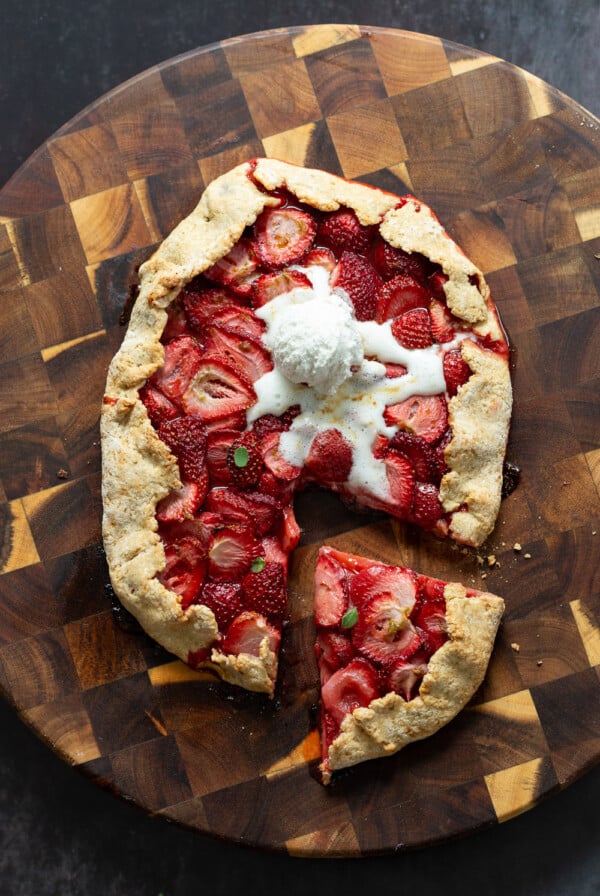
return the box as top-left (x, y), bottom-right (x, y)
top-left (136, 185), bottom-right (508, 693)
top-left (204, 239), bottom-right (259, 296)
top-left (314, 547), bottom-right (460, 778)
top-left (321, 657), bottom-right (380, 729)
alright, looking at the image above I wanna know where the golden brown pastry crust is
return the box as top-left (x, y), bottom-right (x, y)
top-left (323, 584), bottom-right (505, 782)
top-left (101, 158), bottom-right (511, 695)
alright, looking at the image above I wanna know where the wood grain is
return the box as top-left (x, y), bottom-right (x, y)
top-left (0, 25), bottom-right (599, 856)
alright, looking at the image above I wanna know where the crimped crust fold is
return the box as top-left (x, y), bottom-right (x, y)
top-left (441, 340), bottom-right (513, 546)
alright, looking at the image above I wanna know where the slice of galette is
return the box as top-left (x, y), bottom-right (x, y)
top-left (101, 158), bottom-right (512, 695)
top-left (314, 546), bottom-right (504, 783)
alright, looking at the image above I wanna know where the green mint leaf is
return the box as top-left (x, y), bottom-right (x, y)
top-left (251, 557), bottom-right (266, 573)
top-left (341, 607), bottom-right (358, 629)
top-left (234, 446), bottom-right (249, 468)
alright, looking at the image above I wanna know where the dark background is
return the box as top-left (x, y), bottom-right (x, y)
top-left (1, 2), bottom-right (599, 894)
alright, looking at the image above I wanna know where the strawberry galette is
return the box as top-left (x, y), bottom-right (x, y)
top-left (101, 158), bottom-right (511, 714)
top-left (313, 547), bottom-right (504, 782)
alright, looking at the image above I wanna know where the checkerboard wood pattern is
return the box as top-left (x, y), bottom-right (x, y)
top-left (0, 25), bottom-right (599, 855)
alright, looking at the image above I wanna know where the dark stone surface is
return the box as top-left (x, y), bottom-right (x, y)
top-left (1, 0), bottom-right (598, 189)
top-left (1, 2), bottom-right (599, 893)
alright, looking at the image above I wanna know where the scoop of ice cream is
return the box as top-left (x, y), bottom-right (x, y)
top-left (262, 289), bottom-right (364, 395)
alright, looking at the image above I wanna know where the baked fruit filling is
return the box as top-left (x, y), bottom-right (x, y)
top-left (139, 177), bottom-right (507, 692)
top-left (314, 546), bottom-right (503, 783)
top-left (316, 548), bottom-right (452, 771)
top-left (134, 181), bottom-right (509, 694)
top-left (102, 159), bottom-right (511, 730)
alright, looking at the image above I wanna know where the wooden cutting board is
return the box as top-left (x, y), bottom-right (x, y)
top-left (1, 24), bottom-right (599, 857)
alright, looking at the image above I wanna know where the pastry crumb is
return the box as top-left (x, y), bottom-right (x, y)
top-left (513, 542), bottom-right (522, 552)
top-left (57, 468), bottom-right (69, 479)
top-left (524, 552), bottom-right (532, 559)
top-left (511, 642), bottom-right (520, 652)
top-left (487, 554), bottom-right (497, 566)
top-left (537, 660), bottom-right (543, 666)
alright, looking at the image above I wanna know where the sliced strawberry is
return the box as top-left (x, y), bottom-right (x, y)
top-left (330, 251), bottom-right (383, 321)
top-left (158, 535), bottom-right (207, 610)
top-left (322, 546), bottom-right (377, 575)
top-left (413, 597), bottom-right (448, 652)
top-left (385, 657), bottom-right (428, 701)
top-left (257, 469), bottom-right (295, 504)
top-left (384, 394), bottom-right (448, 445)
top-left (242, 561), bottom-right (287, 620)
top-left (203, 411), bottom-right (247, 433)
top-left (156, 478), bottom-right (206, 523)
top-left (303, 246), bottom-right (336, 272)
top-left (252, 413), bottom-right (287, 438)
top-left (314, 551), bottom-right (349, 628)
top-left (352, 593), bottom-right (422, 666)
top-left (371, 241), bottom-right (429, 282)
top-left (443, 348), bottom-right (471, 397)
top-left (372, 433), bottom-right (390, 460)
top-left (375, 275), bottom-right (430, 323)
top-left (280, 405), bottom-right (302, 429)
top-left (182, 283), bottom-right (246, 333)
top-left (259, 535), bottom-right (288, 568)
top-left (180, 354), bottom-right (255, 421)
top-left (205, 487), bottom-right (282, 538)
top-left (150, 335), bottom-right (203, 403)
top-left (207, 526), bottom-right (255, 581)
top-left (138, 383), bottom-right (179, 429)
top-left (410, 482), bottom-right (445, 529)
top-left (253, 207), bottom-right (316, 268)
top-left (305, 428), bottom-right (353, 484)
top-left (252, 269), bottom-right (312, 307)
top-left (157, 512), bottom-right (218, 551)
top-left (221, 610), bottom-right (281, 658)
top-left (416, 575), bottom-right (446, 603)
top-left (429, 299), bottom-right (458, 343)
top-left (315, 630), bottom-right (356, 683)
top-left (384, 452), bottom-right (415, 516)
top-left (204, 238), bottom-right (258, 296)
top-left (321, 657), bottom-right (380, 728)
top-left (260, 432), bottom-right (303, 481)
top-left (200, 581), bottom-right (244, 631)
top-left (391, 308), bottom-right (434, 349)
top-left (317, 208), bottom-right (374, 255)
top-left (384, 363), bottom-right (408, 378)
top-left (237, 491), bottom-right (283, 536)
top-left (205, 428), bottom-right (240, 485)
top-left (428, 270), bottom-right (449, 301)
top-left (208, 305), bottom-right (266, 342)
top-left (190, 510), bottom-right (225, 542)
top-left (279, 505), bottom-right (301, 552)
top-left (204, 487), bottom-right (253, 528)
top-left (387, 431), bottom-right (437, 483)
top-left (158, 415), bottom-right (207, 481)
top-left (161, 301), bottom-right (188, 342)
top-left (349, 565), bottom-right (417, 613)
top-left (226, 431), bottom-right (264, 488)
